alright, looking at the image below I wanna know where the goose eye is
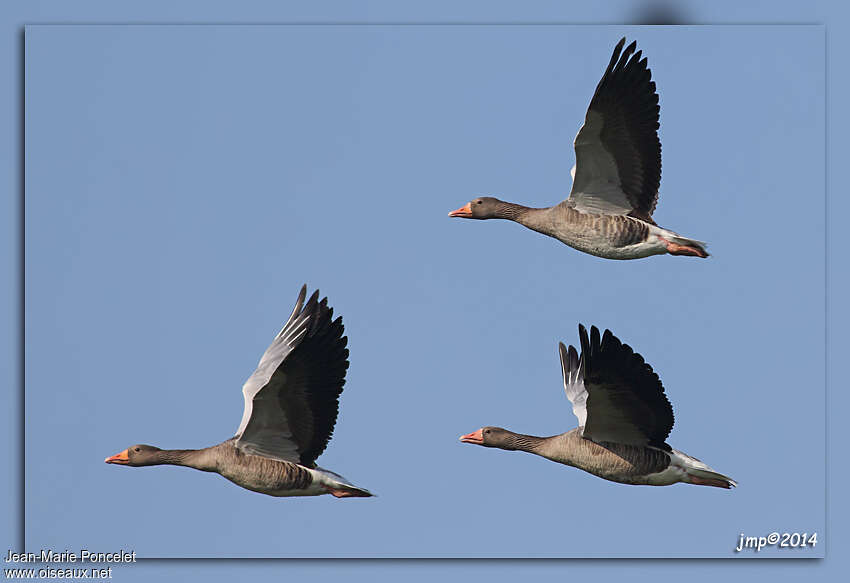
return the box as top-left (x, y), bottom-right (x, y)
top-left (134, 447), bottom-right (140, 452)
top-left (477, 200), bottom-right (482, 204)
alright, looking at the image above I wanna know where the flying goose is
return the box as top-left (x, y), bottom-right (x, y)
top-left (460, 325), bottom-right (735, 488)
top-left (449, 38), bottom-right (708, 260)
top-left (105, 286), bottom-right (373, 498)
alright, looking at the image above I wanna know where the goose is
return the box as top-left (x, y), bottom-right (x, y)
top-left (460, 325), bottom-right (735, 488)
top-left (449, 38), bottom-right (708, 260)
top-left (105, 286), bottom-right (373, 498)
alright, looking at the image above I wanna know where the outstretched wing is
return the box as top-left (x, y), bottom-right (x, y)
top-left (234, 285), bottom-right (349, 467)
top-left (566, 324), bottom-right (674, 449)
top-left (566, 38), bottom-right (662, 222)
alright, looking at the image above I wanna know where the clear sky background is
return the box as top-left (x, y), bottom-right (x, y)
top-left (2, 1), bottom-right (847, 582)
top-left (23, 22), bottom-right (824, 557)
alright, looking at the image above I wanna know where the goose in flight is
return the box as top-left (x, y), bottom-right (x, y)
top-left (460, 325), bottom-right (735, 488)
top-left (449, 38), bottom-right (708, 260)
top-left (105, 286), bottom-right (373, 498)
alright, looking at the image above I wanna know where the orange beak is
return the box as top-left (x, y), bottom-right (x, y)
top-left (105, 449), bottom-right (130, 464)
top-left (459, 429), bottom-right (484, 444)
top-left (448, 202), bottom-right (473, 218)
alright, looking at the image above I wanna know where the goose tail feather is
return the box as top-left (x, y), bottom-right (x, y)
top-left (672, 450), bottom-right (736, 489)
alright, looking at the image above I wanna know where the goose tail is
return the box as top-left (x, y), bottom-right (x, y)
top-left (653, 227), bottom-right (709, 258)
top-left (314, 467), bottom-right (375, 498)
top-left (329, 484), bottom-right (374, 498)
top-left (672, 450), bottom-right (736, 489)
top-left (668, 234), bottom-right (709, 258)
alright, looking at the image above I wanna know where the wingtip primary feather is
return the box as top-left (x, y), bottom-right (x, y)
top-left (613, 37), bottom-right (626, 56)
top-left (601, 328), bottom-right (621, 353)
top-left (578, 324), bottom-right (591, 353)
top-left (590, 325), bottom-right (602, 351)
top-left (616, 42), bottom-right (640, 82)
top-left (561, 343), bottom-right (581, 385)
top-left (278, 284), bottom-right (309, 338)
top-left (558, 341), bottom-right (570, 379)
top-left (307, 289), bottom-right (320, 305)
top-left (568, 344), bottom-right (579, 367)
top-left (577, 325), bottom-right (592, 377)
top-left (606, 38), bottom-right (627, 74)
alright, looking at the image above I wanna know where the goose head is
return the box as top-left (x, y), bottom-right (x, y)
top-left (459, 426), bottom-right (517, 449)
top-left (448, 197), bottom-right (505, 219)
top-left (105, 444), bottom-right (163, 467)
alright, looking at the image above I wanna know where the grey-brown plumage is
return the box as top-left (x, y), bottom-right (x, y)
top-left (448, 38), bottom-right (708, 260)
top-left (105, 286), bottom-right (373, 498)
top-left (460, 325), bottom-right (735, 488)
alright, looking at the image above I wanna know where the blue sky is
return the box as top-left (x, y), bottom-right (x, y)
top-left (2, 1), bottom-right (848, 581)
top-left (22, 22), bottom-right (824, 557)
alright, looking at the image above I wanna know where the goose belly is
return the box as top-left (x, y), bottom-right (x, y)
top-left (547, 214), bottom-right (666, 259)
top-left (583, 465), bottom-right (680, 486)
top-left (217, 458), bottom-right (328, 497)
top-left (554, 438), bottom-right (676, 485)
top-left (218, 472), bottom-right (328, 497)
top-left (593, 453), bottom-right (684, 487)
top-left (564, 237), bottom-right (668, 260)
top-left (249, 482), bottom-right (328, 497)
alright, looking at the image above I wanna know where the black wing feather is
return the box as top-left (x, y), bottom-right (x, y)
top-left (578, 324), bottom-right (674, 449)
top-left (584, 38), bottom-right (662, 221)
top-left (268, 294), bottom-right (349, 467)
